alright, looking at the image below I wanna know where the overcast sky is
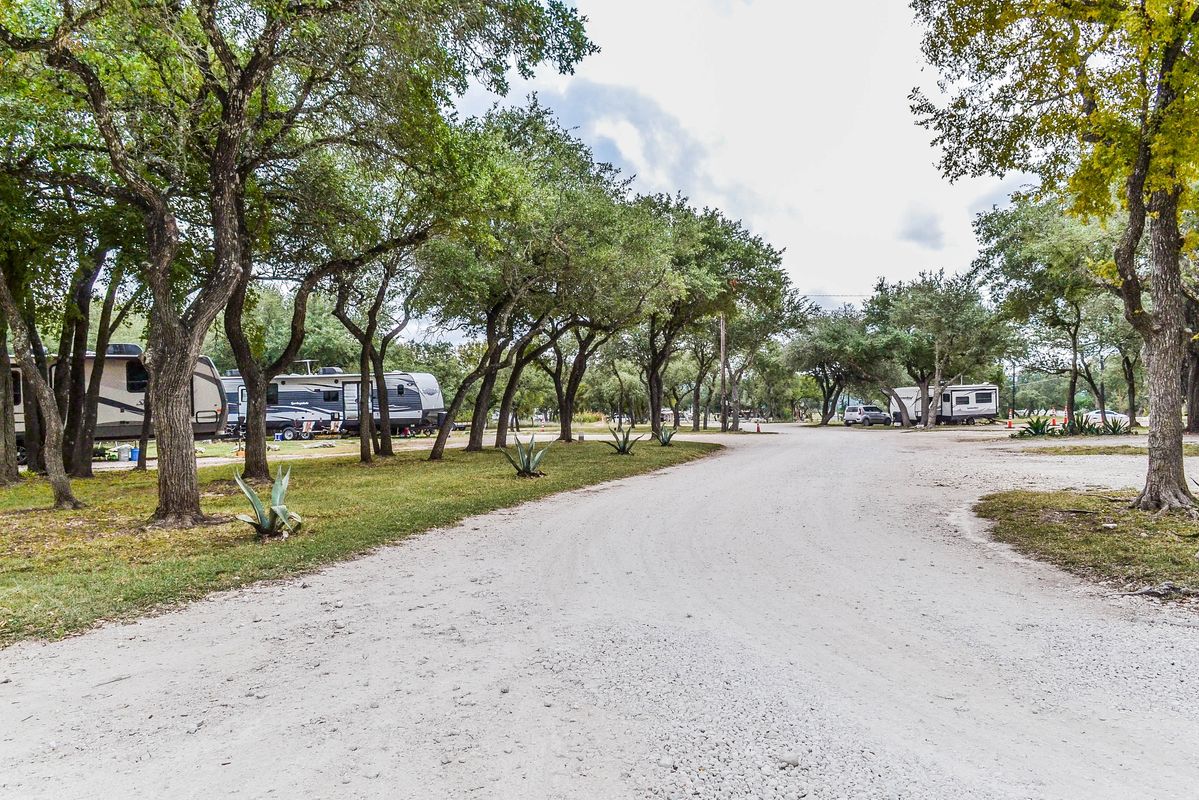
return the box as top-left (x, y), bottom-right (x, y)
top-left (461, 0), bottom-right (1030, 306)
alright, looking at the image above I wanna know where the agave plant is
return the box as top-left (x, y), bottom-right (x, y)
top-left (656, 427), bottom-right (677, 447)
top-left (234, 466), bottom-right (302, 540)
top-left (1018, 417), bottom-right (1054, 437)
top-left (501, 434), bottom-right (551, 477)
top-left (1074, 418), bottom-right (1103, 436)
top-left (606, 425), bottom-right (643, 455)
top-left (1102, 417), bottom-right (1130, 435)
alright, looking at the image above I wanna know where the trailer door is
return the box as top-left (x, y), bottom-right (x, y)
top-left (342, 381), bottom-right (359, 422)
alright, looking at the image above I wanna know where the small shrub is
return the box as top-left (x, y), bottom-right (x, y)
top-left (606, 426), bottom-right (643, 455)
top-left (234, 466), bottom-right (303, 540)
top-left (572, 411), bottom-right (604, 424)
top-left (500, 434), bottom-right (551, 477)
top-left (656, 428), bottom-right (677, 447)
top-left (1074, 418), bottom-right (1102, 436)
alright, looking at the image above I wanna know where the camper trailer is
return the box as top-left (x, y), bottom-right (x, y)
top-left (889, 383), bottom-right (1000, 425)
top-left (222, 365), bottom-right (445, 439)
top-left (13, 345), bottom-right (227, 443)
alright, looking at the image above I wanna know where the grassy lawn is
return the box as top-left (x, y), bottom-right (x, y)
top-left (975, 490), bottom-right (1199, 594)
top-left (1023, 443), bottom-right (1199, 457)
top-left (0, 440), bottom-right (719, 647)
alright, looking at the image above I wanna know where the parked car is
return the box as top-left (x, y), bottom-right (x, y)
top-left (843, 405), bottom-right (890, 426)
top-left (1082, 409), bottom-right (1131, 427)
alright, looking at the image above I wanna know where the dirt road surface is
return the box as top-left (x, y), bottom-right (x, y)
top-left (3, 425), bottom-right (1198, 799)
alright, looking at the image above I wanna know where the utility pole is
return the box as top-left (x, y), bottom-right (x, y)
top-left (719, 312), bottom-right (728, 432)
top-left (1010, 360), bottom-right (1017, 416)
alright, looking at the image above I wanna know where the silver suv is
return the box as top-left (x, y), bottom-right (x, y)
top-left (843, 405), bottom-right (890, 426)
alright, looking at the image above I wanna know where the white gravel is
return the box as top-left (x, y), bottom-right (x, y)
top-left (2, 425), bottom-right (1199, 799)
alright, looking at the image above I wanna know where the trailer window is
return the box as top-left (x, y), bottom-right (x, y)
top-left (954, 395), bottom-right (970, 406)
top-left (266, 384), bottom-right (279, 405)
top-left (395, 385), bottom-right (406, 396)
top-left (975, 391), bottom-right (994, 404)
top-left (942, 393), bottom-right (951, 402)
top-left (323, 390), bottom-right (339, 402)
top-left (11, 372), bottom-right (20, 406)
top-left (126, 361), bottom-right (149, 393)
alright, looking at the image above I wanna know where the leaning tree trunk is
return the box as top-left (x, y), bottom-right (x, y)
top-left (494, 361), bottom-right (527, 449)
top-left (466, 367), bottom-right (499, 452)
top-left (429, 369), bottom-right (485, 461)
top-left (0, 282), bottom-right (81, 509)
top-left (0, 315), bottom-right (19, 484)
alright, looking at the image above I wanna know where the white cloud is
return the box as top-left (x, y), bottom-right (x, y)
top-left (463, 0), bottom-right (1014, 299)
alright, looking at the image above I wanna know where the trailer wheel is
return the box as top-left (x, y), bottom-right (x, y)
top-left (966, 416), bottom-right (976, 425)
top-left (299, 429), bottom-right (314, 440)
top-left (281, 427), bottom-right (297, 441)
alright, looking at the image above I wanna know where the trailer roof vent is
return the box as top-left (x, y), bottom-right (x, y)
top-left (317, 366), bottom-right (344, 375)
top-left (105, 343), bottom-right (143, 356)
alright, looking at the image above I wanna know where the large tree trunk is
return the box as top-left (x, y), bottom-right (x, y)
top-left (0, 314), bottom-right (19, 484)
top-left (0, 280), bottom-right (81, 509)
top-left (1133, 190), bottom-right (1191, 510)
top-left (240, 375), bottom-right (271, 480)
top-left (147, 351), bottom-right (203, 524)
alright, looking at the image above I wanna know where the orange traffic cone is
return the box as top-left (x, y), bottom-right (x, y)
top-left (1007, 409), bottom-right (1013, 429)
top-left (756, 421), bottom-right (761, 433)
top-left (1051, 413), bottom-right (1057, 427)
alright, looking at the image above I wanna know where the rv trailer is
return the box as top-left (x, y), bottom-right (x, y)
top-left (222, 366), bottom-right (445, 439)
top-left (888, 383), bottom-right (1000, 425)
top-left (13, 345), bottom-right (227, 443)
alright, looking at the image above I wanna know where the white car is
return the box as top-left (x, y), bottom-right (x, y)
top-left (1082, 410), bottom-right (1130, 426)
top-left (843, 405), bottom-right (890, 426)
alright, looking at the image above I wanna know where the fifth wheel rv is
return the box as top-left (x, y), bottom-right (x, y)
top-left (12, 344), bottom-right (227, 443)
top-left (888, 384), bottom-right (1000, 425)
top-left (222, 365), bottom-right (445, 439)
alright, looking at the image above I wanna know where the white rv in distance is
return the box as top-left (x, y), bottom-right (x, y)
top-left (222, 363), bottom-right (445, 440)
top-left (889, 383), bottom-right (1000, 425)
top-left (12, 344), bottom-right (227, 443)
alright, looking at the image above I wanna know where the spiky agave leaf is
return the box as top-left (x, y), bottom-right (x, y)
top-left (272, 465), bottom-right (291, 507)
top-left (234, 470), bottom-right (269, 528)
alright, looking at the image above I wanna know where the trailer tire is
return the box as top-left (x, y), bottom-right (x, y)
top-left (966, 416), bottom-right (976, 425)
top-left (281, 427), bottom-right (297, 441)
top-left (299, 429), bottom-right (314, 440)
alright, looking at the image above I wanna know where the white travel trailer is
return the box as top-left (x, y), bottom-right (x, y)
top-left (888, 383), bottom-right (1000, 425)
top-left (222, 365), bottom-right (445, 439)
top-left (13, 345), bottom-right (227, 443)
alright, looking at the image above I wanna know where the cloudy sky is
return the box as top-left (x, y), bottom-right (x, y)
top-left (462, 0), bottom-right (1030, 306)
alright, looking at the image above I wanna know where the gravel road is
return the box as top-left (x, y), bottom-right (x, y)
top-left (3, 425), bottom-right (1199, 799)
